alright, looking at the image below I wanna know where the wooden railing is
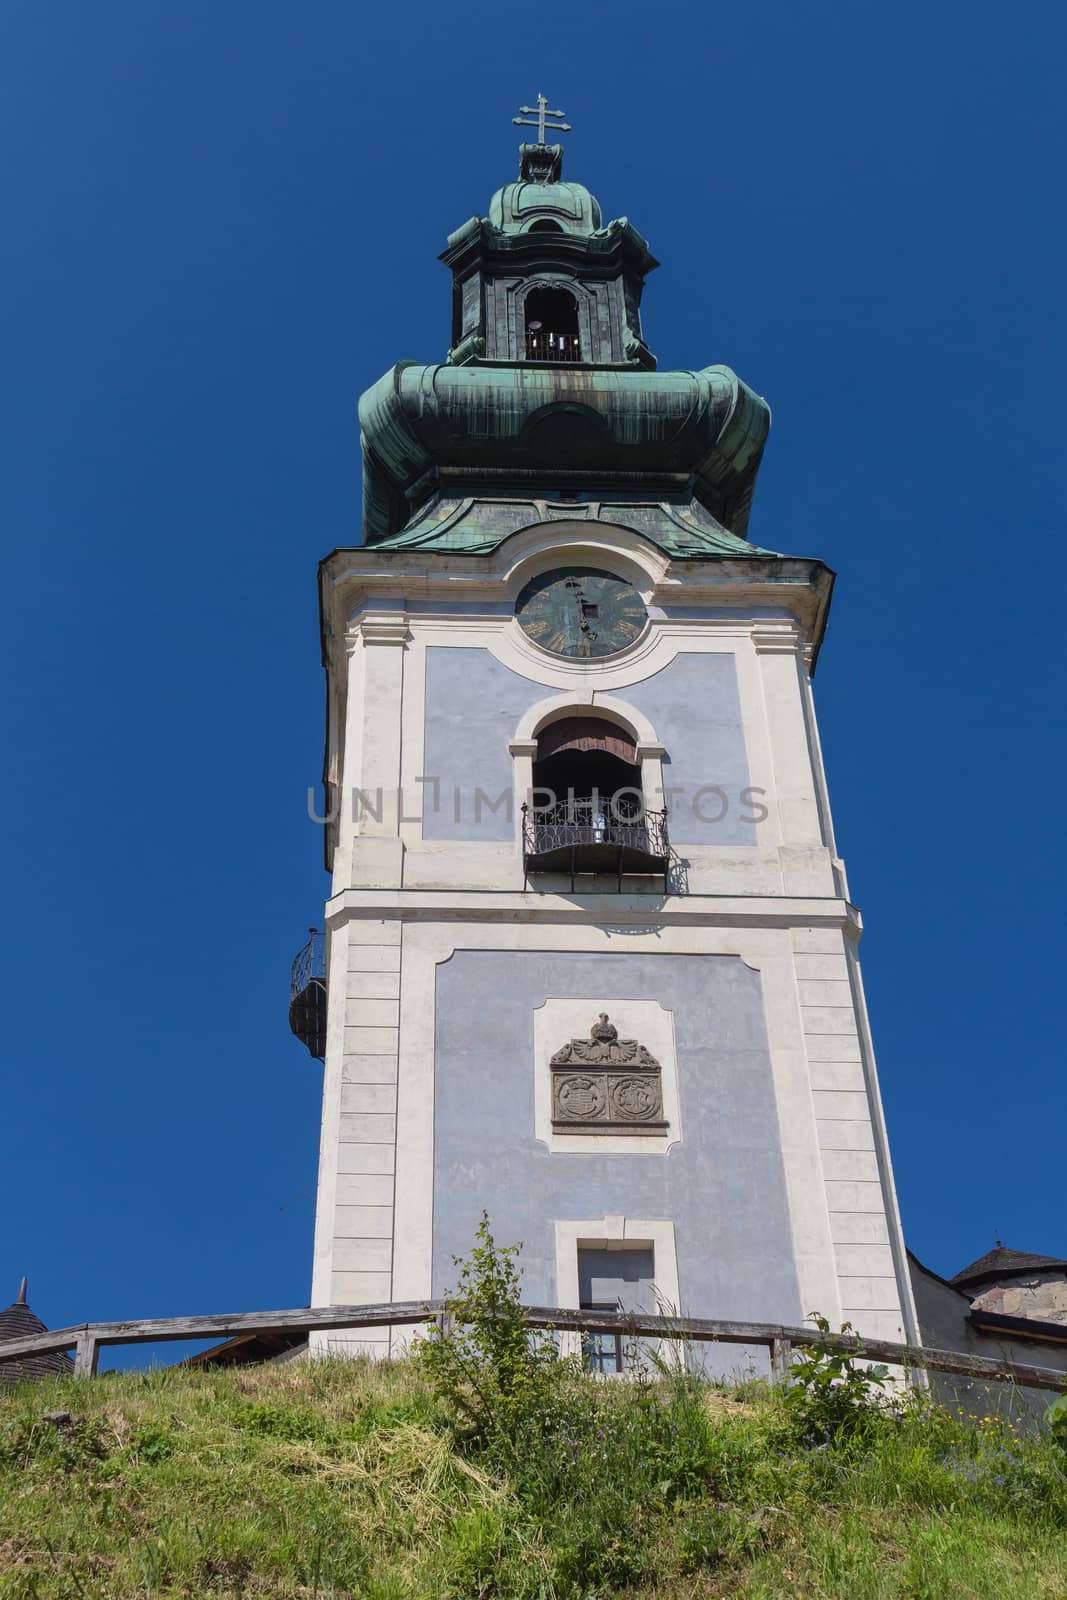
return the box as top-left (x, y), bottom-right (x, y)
top-left (0, 1302), bottom-right (1064, 1392)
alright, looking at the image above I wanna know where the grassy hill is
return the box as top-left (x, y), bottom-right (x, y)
top-left (2, 1346), bottom-right (1066, 1599)
top-left (4, 1227), bottom-right (1067, 1599)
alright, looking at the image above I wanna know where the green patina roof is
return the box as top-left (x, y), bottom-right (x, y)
top-left (488, 176), bottom-right (602, 235)
top-left (358, 361), bottom-right (772, 548)
top-left (370, 495), bottom-right (779, 559)
top-left (484, 140), bottom-right (603, 236)
top-left (356, 143), bottom-right (774, 561)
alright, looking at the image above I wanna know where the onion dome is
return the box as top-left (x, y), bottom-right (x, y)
top-left (488, 143), bottom-right (602, 236)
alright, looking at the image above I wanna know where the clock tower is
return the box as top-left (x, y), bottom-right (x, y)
top-left (306, 107), bottom-right (918, 1363)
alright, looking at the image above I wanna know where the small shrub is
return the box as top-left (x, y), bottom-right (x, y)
top-left (234, 1400), bottom-right (321, 1441)
top-left (783, 1314), bottom-right (890, 1446)
top-left (1048, 1392), bottom-right (1067, 1453)
top-left (415, 1211), bottom-right (573, 1445)
top-left (130, 1421), bottom-right (174, 1463)
top-left (0, 1411), bottom-right (110, 1473)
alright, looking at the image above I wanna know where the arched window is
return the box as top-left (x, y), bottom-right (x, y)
top-left (533, 717), bottom-right (643, 821)
top-left (524, 286), bottom-right (581, 362)
top-left (528, 218), bottom-right (564, 233)
top-left (522, 716), bottom-right (669, 890)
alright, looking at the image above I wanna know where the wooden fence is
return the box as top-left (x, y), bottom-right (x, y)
top-left (1, 1302), bottom-right (1065, 1393)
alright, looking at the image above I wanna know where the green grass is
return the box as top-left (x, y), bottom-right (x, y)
top-left (1, 1355), bottom-right (1066, 1598)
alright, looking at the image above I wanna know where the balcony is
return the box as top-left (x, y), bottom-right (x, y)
top-left (525, 330), bottom-right (581, 362)
top-left (289, 929), bottom-right (326, 1061)
top-left (522, 802), bottom-right (670, 892)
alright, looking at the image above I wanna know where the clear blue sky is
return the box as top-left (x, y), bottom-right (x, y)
top-left (2, 1), bottom-right (1064, 1363)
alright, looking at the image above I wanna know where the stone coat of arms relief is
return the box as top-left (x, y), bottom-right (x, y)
top-left (550, 1013), bottom-right (667, 1134)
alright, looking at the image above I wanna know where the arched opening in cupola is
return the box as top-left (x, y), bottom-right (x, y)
top-left (524, 286), bottom-right (581, 362)
top-left (523, 716), bottom-right (669, 890)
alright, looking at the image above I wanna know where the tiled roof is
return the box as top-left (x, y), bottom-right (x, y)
top-left (950, 1247), bottom-right (1067, 1288)
top-left (0, 1281), bottom-right (74, 1386)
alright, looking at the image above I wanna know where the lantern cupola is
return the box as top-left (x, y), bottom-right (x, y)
top-left (441, 122), bottom-right (657, 370)
top-left (356, 99), bottom-right (773, 554)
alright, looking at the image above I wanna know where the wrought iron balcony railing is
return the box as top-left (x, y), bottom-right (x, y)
top-left (289, 929), bottom-right (326, 1061)
top-left (525, 330), bottom-right (581, 362)
top-left (521, 802), bottom-right (670, 891)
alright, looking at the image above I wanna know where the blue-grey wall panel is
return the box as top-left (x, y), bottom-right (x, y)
top-left (422, 646), bottom-right (756, 845)
top-left (624, 654), bottom-right (755, 846)
top-left (422, 647), bottom-right (534, 840)
top-left (432, 951), bottom-right (800, 1334)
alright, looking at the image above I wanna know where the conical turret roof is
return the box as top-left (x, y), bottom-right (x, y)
top-left (0, 1279), bottom-right (74, 1385)
top-left (950, 1246), bottom-right (1067, 1290)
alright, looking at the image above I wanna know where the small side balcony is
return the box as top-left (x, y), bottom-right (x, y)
top-left (521, 802), bottom-right (670, 892)
top-left (289, 929), bottom-right (326, 1061)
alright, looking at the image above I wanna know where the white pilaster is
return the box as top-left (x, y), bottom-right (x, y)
top-left (346, 613), bottom-right (409, 889)
top-left (753, 625), bottom-right (834, 897)
top-left (311, 916), bottom-right (401, 1361)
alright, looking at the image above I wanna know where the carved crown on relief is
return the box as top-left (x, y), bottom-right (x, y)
top-left (550, 1012), bottom-right (659, 1068)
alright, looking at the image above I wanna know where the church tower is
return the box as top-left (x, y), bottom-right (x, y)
top-left (307, 103), bottom-right (918, 1362)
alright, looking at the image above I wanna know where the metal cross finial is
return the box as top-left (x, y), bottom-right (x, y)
top-left (513, 93), bottom-right (571, 145)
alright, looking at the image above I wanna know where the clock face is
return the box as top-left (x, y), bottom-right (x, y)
top-left (515, 567), bottom-right (647, 659)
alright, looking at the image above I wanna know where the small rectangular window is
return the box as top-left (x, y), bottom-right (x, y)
top-left (580, 1302), bottom-right (621, 1374)
top-left (577, 1245), bottom-right (655, 1375)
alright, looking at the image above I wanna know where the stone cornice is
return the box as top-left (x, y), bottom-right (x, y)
top-left (345, 613), bottom-right (411, 652)
top-left (439, 213), bottom-right (658, 282)
top-left (321, 546), bottom-right (830, 601)
top-left (320, 543), bottom-right (833, 663)
top-left (324, 887), bottom-right (863, 935)
top-left (751, 621), bottom-right (804, 656)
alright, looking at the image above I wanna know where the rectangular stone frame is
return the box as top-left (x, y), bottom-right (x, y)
top-left (554, 1216), bottom-right (681, 1364)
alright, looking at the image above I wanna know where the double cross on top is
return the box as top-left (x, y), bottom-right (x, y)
top-left (513, 93), bottom-right (572, 146)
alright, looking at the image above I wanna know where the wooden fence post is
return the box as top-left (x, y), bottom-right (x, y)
top-left (771, 1338), bottom-right (792, 1382)
top-left (74, 1330), bottom-right (99, 1378)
